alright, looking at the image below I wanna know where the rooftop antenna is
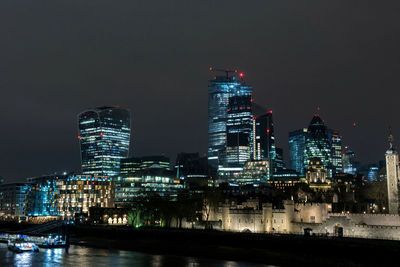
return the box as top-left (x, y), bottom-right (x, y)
top-left (209, 67), bottom-right (240, 79)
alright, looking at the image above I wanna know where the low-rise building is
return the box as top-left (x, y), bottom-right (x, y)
top-left (56, 175), bottom-right (114, 218)
top-left (237, 160), bottom-right (270, 186)
top-left (115, 167), bottom-right (183, 207)
top-left (25, 175), bottom-right (65, 216)
top-left (0, 183), bottom-right (28, 218)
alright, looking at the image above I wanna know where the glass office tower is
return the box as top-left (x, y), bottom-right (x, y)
top-left (208, 74), bottom-right (252, 169)
top-left (329, 130), bottom-right (343, 174)
top-left (343, 147), bottom-right (357, 175)
top-left (303, 115), bottom-right (333, 176)
top-left (275, 148), bottom-right (286, 171)
top-left (78, 106), bottom-right (131, 176)
top-left (222, 95), bottom-right (253, 168)
top-left (253, 111), bottom-right (276, 167)
top-left (289, 128), bottom-right (307, 175)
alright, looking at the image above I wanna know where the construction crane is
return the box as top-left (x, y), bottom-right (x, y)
top-left (209, 67), bottom-right (243, 79)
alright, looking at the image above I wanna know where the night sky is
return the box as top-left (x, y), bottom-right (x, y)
top-left (1, 0), bottom-right (400, 182)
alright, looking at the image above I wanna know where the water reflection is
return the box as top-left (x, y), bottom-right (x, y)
top-left (0, 243), bottom-right (268, 267)
top-left (186, 257), bottom-right (200, 267)
top-left (14, 252), bottom-right (33, 267)
top-left (151, 255), bottom-right (162, 267)
top-left (44, 248), bottom-right (63, 267)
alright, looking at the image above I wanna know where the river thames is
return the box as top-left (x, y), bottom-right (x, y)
top-left (0, 243), bottom-right (271, 267)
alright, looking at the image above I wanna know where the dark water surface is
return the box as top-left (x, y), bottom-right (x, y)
top-left (0, 243), bottom-right (271, 267)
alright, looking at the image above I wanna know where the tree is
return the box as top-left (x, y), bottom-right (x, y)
top-left (201, 188), bottom-right (223, 223)
top-left (127, 208), bottom-right (141, 227)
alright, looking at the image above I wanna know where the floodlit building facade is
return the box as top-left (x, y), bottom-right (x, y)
top-left (56, 175), bottom-right (114, 217)
top-left (201, 199), bottom-right (400, 240)
top-left (305, 157), bottom-right (327, 184)
top-left (78, 106), bottom-right (131, 177)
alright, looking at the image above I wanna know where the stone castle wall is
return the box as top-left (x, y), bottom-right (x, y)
top-left (293, 214), bottom-right (400, 240)
top-left (203, 200), bottom-right (400, 240)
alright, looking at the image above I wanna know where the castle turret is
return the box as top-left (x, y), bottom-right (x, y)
top-left (386, 129), bottom-right (399, 214)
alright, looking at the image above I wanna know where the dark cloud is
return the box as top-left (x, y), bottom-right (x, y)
top-left (1, 0), bottom-right (400, 181)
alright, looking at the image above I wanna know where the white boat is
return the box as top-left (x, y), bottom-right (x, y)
top-left (8, 240), bottom-right (39, 253)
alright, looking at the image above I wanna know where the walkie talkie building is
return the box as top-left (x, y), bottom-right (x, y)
top-left (78, 106), bottom-right (131, 176)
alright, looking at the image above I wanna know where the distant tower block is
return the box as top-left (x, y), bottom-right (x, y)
top-left (386, 131), bottom-right (399, 214)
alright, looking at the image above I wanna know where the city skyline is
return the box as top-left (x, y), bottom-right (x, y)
top-left (0, 96), bottom-right (392, 183)
top-left (1, 1), bottom-right (400, 182)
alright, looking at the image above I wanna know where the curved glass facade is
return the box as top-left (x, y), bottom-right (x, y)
top-left (303, 115), bottom-right (333, 176)
top-left (78, 106), bottom-right (131, 176)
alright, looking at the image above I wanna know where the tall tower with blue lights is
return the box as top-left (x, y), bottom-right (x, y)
top-left (207, 68), bottom-right (252, 170)
top-left (289, 128), bottom-right (307, 175)
top-left (78, 106), bottom-right (131, 176)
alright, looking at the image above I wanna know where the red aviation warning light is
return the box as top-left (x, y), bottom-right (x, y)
top-left (353, 122), bottom-right (358, 127)
top-left (99, 132), bottom-right (104, 136)
top-left (209, 67), bottom-right (240, 79)
top-left (77, 136), bottom-right (82, 139)
top-left (239, 73), bottom-right (244, 78)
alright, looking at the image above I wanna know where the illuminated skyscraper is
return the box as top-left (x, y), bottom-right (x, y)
top-left (207, 72), bottom-right (252, 169)
top-left (253, 111), bottom-right (276, 167)
top-left (329, 130), bottom-right (343, 174)
top-left (303, 115), bottom-right (333, 176)
top-left (78, 106), bottom-right (131, 176)
top-left (342, 147), bottom-right (357, 175)
top-left (220, 95), bottom-right (253, 171)
top-left (289, 128), bottom-right (307, 175)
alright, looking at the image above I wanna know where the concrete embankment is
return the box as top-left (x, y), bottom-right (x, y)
top-left (70, 226), bottom-right (400, 266)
